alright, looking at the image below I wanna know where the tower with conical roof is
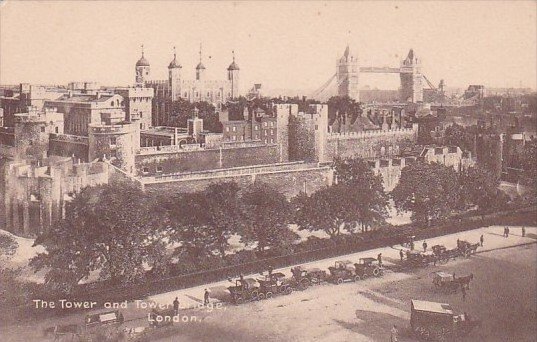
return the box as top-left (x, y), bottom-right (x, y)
top-left (168, 46), bottom-right (182, 101)
top-left (227, 51), bottom-right (240, 99)
top-left (336, 45), bottom-right (359, 101)
top-left (400, 48), bottom-right (423, 103)
top-left (195, 43), bottom-right (206, 81)
top-left (135, 44), bottom-right (150, 86)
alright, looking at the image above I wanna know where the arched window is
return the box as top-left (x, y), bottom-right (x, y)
top-left (110, 101), bottom-right (114, 106)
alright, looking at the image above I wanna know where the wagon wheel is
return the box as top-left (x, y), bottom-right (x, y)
top-left (336, 278), bottom-right (344, 285)
top-left (235, 296), bottom-right (244, 305)
top-left (258, 293), bottom-right (266, 300)
top-left (299, 279), bottom-right (310, 290)
top-left (285, 287), bottom-right (293, 295)
top-left (251, 290), bottom-right (259, 301)
top-left (310, 277), bottom-right (319, 285)
top-left (354, 275), bottom-right (361, 282)
top-left (373, 267), bottom-right (381, 277)
top-left (266, 291), bottom-right (273, 298)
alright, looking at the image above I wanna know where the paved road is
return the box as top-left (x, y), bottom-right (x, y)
top-left (3, 224), bottom-right (535, 342)
top-left (148, 224), bottom-right (536, 309)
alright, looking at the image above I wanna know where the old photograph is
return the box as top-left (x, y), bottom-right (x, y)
top-left (0, 1), bottom-right (536, 341)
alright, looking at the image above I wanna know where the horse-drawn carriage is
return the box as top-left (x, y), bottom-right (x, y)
top-left (458, 240), bottom-right (480, 257)
top-left (431, 245), bottom-right (461, 264)
top-left (405, 250), bottom-right (435, 268)
top-left (44, 310), bottom-right (127, 341)
top-left (410, 299), bottom-right (481, 341)
top-left (432, 271), bottom-right (459, 293)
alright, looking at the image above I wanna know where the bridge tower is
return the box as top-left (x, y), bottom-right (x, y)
top-left (336, 46), bottom-right (360, 101)
top-left (400, 49), bottom-right (423, 103)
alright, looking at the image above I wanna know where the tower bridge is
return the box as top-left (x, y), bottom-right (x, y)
top-left (312, 47), bottom-right (435, 104)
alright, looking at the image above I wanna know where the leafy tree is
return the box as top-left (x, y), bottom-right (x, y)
top-left (294, 184), bottom-right (354, 239)
top-left (327, 96), bottom-right (362, 122)
top-left (30, 181), bottom-right (169, 293)
top-left (459, 166), bottom-right (508, 215)
top-left (168, 182), bottom-right (243, 260)
top-left (392, 161), bottom-right (460, 225)
top-left (239, 182), bottom-right (298, 253)
top-left (0, 234), bottom-right (18, 259)
top-left (333, 157), bottom-right (389, 231)
top-left (443, 123), bottom-right (476, 153)
top-left (168, 99), bottom-right (223, 132)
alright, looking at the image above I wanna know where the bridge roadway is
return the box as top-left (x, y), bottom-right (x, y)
top-left (359, 66), bottom-right (403, 74)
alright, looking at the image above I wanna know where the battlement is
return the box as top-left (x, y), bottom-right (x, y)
top-left (117, 86), bottom-right (154, 97)
top-left (88, 122), bottom-right (137, 134)
top-left (327, 126), bottom-right (417, 140)
top-left (49, 133), bottom-right (89, 144)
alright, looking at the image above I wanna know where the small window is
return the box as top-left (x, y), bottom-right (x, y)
top-left (270, 138), bottom-right (274, 143)
top-left (140, 112), bottom-right (143, 118)
top-left (270, 129), bottom-right (274, 135)
top-left (270, 122), bottom-right (274, 127)
top-left (41, 126), bottom-right (46, 132)
top-left (207, 92), bottom-right (210, 96)
top-left (110, 137), bottom-right (117, 146)
top-left (156, 166), bottom-right (163, 173)
top-left (142, 167), bottom-right (149, 174)
top-left (226, 127), bottom-right (230, 132)
top-left (110, 101), bottom-right (114, 107)
top-left (263, 122), bottom-right (267, 127)
top-left (232, 136), bottom-right (236, 141)
top-left (232, 126), bottom-right (236, 132)
top-left (55, 127), bottom-right (59, 133)
top-left (255, 134), bottom-right (259, 139)
top-left (254, 125), bottom-right (259, 131)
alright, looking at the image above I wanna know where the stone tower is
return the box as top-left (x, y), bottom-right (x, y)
top-left (168, 46), bottom-right (182, 101)
top-left (195, 44), bottom-right (206, 81)
top-left (336, 45), bottom-right (359, 101)
top-left (135, 45), bottom-right (150, 86)
top-left (399, 49), bottom-right (423, 103)
top-left (227, 51), bottom-right (240, 99)
top-left (88, 122), bottom-right (139, 174)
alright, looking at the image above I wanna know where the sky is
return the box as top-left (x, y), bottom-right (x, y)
top-left (0, 1), bottom-right (536, 94)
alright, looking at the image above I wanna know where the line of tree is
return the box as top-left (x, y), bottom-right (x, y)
top-left (392, 160), bottom-right (509, 225)
top-left (31, 157), bottom-right (510, 293)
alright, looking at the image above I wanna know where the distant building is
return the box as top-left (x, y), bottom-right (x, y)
top-left (336, 46), bottom-right (360, 101)
top-left (134, 46), bottom-right (240, 126)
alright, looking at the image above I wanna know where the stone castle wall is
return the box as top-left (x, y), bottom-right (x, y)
top-left (135, 144), bottom-right (280, 176)
top-left (324, 125), bottom-right (418, 161)
top-left (142, 162), bottom-right (333, 199)
top-left (48, 134), bottom-right (89, 161)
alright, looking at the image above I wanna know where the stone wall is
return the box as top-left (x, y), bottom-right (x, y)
top-left (48, 134), bottom-right (89, 161)
top-left (324, 126), bottom-right (418, 161)
top-left (142, 163), bottom-right (333, 199)
top-left (135, 144), bottom-right (280, 176)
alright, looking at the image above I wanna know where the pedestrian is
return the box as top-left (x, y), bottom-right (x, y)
top-left (453, 272), bottom-right (456, 280)
top-left (506, 227), bottom-right (510, 238)
top-left (480, 234), bottom-right (484, 247)
top-left (204, 289), bottom-right (210, 306)
top-left (457, 238), bottom-right (460, 249)
top-left (399, 249), bottom-right (404, 261)
top-left (522, 226), bottom-right (526, 237)
top-left (377, 253), bottom-right (382, 266)
top-left (173, 297), bottom-right (179, 315)
top-left (423, 241), bottom-right (428, 252)
top-left (390, 324), bottom-right (399, 342)
top-left (461, 285), bottom-right (466, 301)
top-left (504, 226), bottom-right (508, 238)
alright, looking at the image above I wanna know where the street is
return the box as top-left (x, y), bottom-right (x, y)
top-left (2, 225), bottom-right (536, 341)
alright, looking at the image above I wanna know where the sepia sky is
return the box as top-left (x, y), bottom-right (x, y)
top-left (0, 1), bottom-right (536, 93)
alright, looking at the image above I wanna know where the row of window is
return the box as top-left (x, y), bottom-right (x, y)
top-left (225, 126), bottom-right (275, 135)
